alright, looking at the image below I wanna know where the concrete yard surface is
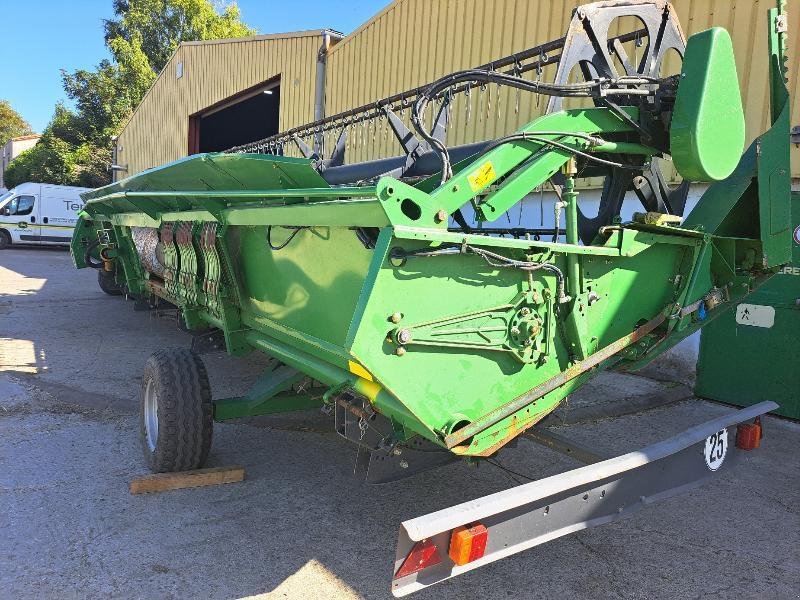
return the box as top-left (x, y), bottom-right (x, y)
top-left (1, 247), bottom-right (799, 599)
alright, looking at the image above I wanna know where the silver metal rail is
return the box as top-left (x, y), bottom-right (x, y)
top-left (392, 401), bottom-right (778, 596)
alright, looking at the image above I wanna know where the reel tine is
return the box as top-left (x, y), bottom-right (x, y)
top-left (328, 126), bottom-right (347, 167)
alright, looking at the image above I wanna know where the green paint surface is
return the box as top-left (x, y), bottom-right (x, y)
top-left (71, 19), bottom-right (794, 457)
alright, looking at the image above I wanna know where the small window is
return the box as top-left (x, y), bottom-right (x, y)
top-left (9, 195), bottom-right (35, 216)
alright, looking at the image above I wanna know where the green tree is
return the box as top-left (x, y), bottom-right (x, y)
top-left (12, 0), bottom-right (255, 188)
top-left (61, 60), bottom-right (138, 144)
top-left (47, 103), bottom-right (87, 147)
top-left (104, 0), bottom-right (255, 74)
top-left (3, 136), bottom-right (76, 189)
top-left (0, 100), bottom-right (34, 147)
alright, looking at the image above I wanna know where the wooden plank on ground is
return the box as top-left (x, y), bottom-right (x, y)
top-left (130, 465), bottom-right (245, 494)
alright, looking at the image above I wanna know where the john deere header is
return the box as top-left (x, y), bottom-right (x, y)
top-left (72, 1), bottom-right (791, 480)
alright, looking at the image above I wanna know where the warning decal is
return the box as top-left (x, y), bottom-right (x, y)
top-left (735, 303), bottom-right (775, 329)
top-left (467, 161), bottom-right (497, 192)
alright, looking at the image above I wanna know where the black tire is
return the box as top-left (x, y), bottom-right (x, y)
top-left (97, 270), bottom-right (124, 295)
top-left (0, 230), bottom-right (11, 250)
top-left (139, 349), bottom-right (214, 472)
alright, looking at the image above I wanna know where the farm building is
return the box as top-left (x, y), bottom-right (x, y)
top-left (114, 0), bottom-right (799, 183)
top-left (1, 134), bottom-right (40, 190)
top-left (113, 29), bottom-right (344, 177)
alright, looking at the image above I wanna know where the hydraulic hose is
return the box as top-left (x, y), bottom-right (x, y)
top-left (412, 69), bottom-right (656, 185)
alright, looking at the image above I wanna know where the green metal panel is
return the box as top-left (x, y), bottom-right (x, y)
top-left (670, 28), bottom-right (744, 182)
top-left (348, 231), bottom-right (692, 454)
top-left (697, 304), bottom-right (800, 419)
top-left (236, 224), bottom-right (373, 349)
top-left (696, 192), bottom-right (800, 419)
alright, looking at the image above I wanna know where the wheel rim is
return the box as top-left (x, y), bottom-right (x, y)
top-left (144, 378), bottom-right (159, 452)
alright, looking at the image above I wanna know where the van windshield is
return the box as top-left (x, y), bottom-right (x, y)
top-left (0, 191), bottom-right (12, 208)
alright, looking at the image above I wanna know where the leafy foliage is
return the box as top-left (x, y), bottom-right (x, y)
top-left (105, 0), bottom-right (254, 74)
top-left (4, 136), bottom-right (76, 189)
top-left (0, 100), bottom-right (34, 147)
top-left (4, 0), bottom-right (254, 189)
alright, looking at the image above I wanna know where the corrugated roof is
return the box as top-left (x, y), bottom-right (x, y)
top-left (180, 28), bottom-right (344, 46)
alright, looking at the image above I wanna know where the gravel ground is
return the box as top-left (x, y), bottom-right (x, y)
top-left (1, 247), bottom-right (798, 599)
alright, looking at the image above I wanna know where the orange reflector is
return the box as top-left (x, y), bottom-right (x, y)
top-left (394, 538), bottom-right (442, 579)
top-left (736, 416), bottom-right (762, 450)
top-left (448, 522), bottom-right (489, 566)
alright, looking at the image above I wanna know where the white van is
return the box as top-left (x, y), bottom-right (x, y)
top-left (0, 182), bottom-right (91, 249)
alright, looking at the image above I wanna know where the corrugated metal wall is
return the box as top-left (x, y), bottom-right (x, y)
top-left (323, 0), bottom-right (799, 179)
top-left (120, 1), bottom-right (797, 180)
top-left (117, 32), bottom-right (324, 176)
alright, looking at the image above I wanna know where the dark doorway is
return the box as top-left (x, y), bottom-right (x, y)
top-left (189, 83), bottom-right (280, 154)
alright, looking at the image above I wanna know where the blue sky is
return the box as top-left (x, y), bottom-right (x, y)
top-left (0, 0), bottom-right (389, 133)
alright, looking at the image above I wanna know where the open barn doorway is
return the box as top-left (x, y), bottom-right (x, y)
top-left (188, 78), bottom-right (280, 154)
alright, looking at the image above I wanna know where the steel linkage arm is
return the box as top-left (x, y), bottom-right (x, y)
top-left (374, 107), bottom-right (653, 230)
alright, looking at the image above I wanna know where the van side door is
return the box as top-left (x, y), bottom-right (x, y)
top-left (7, 193), bottom-right (41, 243)
top-left (41, 194), bottom-right (81, 244)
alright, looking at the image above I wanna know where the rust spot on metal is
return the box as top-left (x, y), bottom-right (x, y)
top-left (335, 396), bottom-right (373, 421)
top-left (145, 280), bottom-right (179, 304)
top-left (472, 404), bottom-right (559, 458)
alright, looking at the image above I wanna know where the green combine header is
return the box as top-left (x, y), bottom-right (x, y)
top-left (72, 0), bottom-right (792, 594)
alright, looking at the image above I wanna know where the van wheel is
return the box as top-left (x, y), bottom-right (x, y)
top-left (97, 270), bottom-right (123, 295)
top-left (140, 349), bottom-right (214, 472)
top-left (0, 230), bottom-right (11, 249)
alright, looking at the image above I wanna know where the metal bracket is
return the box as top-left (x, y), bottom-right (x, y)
top-left (335, 395), bottom-right (458, 483)
top-left (383, 107), bottom-right (425, 178)
top-left (293, 134), bottom-right (320, 161)
top-left (775, 13), bottom-right (787, 33)
top-left (213, 364), bottom-right (321, 420)
top-left (389, 289), bottom-right (552, 364)
top-left (382, 101), bottom-right (450, 179)
top-left (190, 329), bottom-right (226, 354)
top-left (356, 436), bottom-right (458, 484)
top-left (326, 128), bottom-right (348, 168)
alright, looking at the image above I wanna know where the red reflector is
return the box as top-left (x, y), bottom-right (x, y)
top-left (736, 416), bottom-right (762, 450)
top-left (394, 538), bottom-right (442, 579)
top-left (448, 522), bottom-right (489, 566)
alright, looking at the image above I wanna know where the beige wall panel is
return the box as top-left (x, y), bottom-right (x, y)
top-left (121, 1), bottom-right (797, 180)
top-left (324, 0), bottom-right (798, 179)
top-left (117, 33), bottom-right (324, 175)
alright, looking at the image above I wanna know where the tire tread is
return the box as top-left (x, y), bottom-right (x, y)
top-left (139, 348), bottom-right (213, 472)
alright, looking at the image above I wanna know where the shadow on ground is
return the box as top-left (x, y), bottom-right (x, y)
top-left (2, 247), bottom-right (798, 599)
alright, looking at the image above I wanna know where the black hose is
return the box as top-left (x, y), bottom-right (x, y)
top-left (84, 239), bottom-right (103, 269)
top-left (391, 242), bottom-right (569, 303)
top-left (412, 69), bottom-right (655, 184)
top-left (352, 227), bottom-right (379, 249)
top-left (266, 226), bottom-right (308, 250)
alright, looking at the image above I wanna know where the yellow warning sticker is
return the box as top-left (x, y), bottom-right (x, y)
top-left (347, 360), bottom-right (374, 382)
top-left (467, 161), bottom-right (497, 192)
